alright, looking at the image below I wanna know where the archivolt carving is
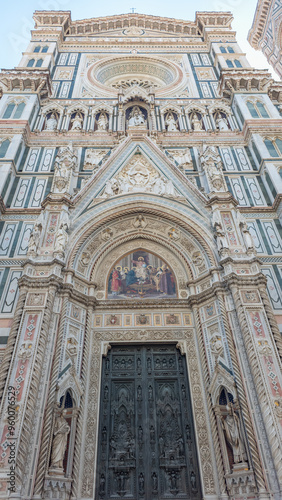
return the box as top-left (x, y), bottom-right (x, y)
top-left (70, 212), bottom-right (214, 286)
top-left (80, 329), bottom-right (216, 498)
top-left (72, 216), bottom-right (212, 294)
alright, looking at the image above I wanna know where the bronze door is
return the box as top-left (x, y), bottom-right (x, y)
top-left (95, 344), bottom-right (202, 500)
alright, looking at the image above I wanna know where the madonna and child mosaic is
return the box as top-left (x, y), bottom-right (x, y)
top-left (107, 251), bottom-right (177, 299)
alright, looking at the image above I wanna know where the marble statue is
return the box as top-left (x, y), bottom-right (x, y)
top-left (221, 408), bottom-right (247, 464)
top-left (27, 223), bottom-right (41, 256)
top-left (241, 221), bottom-right (255, 251)
top-left (216, 114), bottom-right (229, 131)
top-left (52, 143), bottom-right (77, 193)
top-left (71, 113), bottom-right (83, 131)
top-left (54, 223), bottom-right (69, 256)
top-left (97, 112), bottom-right (108, 131)
top-left (45, 113), bottom-right (58, 131)
top-left (128, 106), bottom-right (146, 126)
top-left (165, 113), bottom-right (178, 131)
top-left (215, 226), bottom-right (229, 253)
top-left (200, 145), bottom-right (227, 192)
top-left (50, 411), bottom-right (70, 469)
top-left (191, 113), bottom-right (203, 131)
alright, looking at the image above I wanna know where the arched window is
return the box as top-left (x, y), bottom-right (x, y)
top-left (256, 102), bottom-right (269, 118)
top-left (3, 103), bottom-right (16, 119)
top-left (219, 388), bottom-right (234, 406)
top-left (247, 100), bottom-right (269, 119)
top-left (220, 46), bottom-right (227, 53)
top-left (226, 59), bottom-right (234, 68)
top-left (0, 139), bottom-right (10, 158)
top-left (35, 59), bottom-right (43, 67)
top-left (234, 59), bottom-right (242, 68)
top-left (13, 102), bottom-right (25, 119)
top-left (42, 46), bottom-right (48, 53)
top-left (246, 101), bottom-right (259, 118)
top-left (33, 46), bottom-right (41, 53)
top-left (264, 139), bottom-right (280, 157)
top-left (275, 138), bottom-right (282, 154)
top-left (27, 59), bottom-right (35, 67)
top-left (2, 102), bottom-right (26, 119)
top-left (227, 46), bottom-right (235, 53)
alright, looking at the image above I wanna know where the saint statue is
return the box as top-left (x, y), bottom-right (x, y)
top-left (45, 113), bottom-right (58, 131)
top-left (50, 411), bottom-right (70, 470)
top-left (221, 407), bottom-right (247, 464)
top-left (191, 113), bottom-right (203, 131)
top-left (128, 106), bottom-right (146, 127)
top-left (240, 221), bottom-right (255, 251)
top-left (215, 226), bottom-right (229, 253)
top-left (165, 113), bottom-right (178, 131)
top-left (52, 143), bottom-right (77, 193)
top-left (54, 224), bottom-right (69, 256)
top-left (97, 112), bottom-right (108, 131)
top-left (216, 114), bottom-right (229, 131)
top-left (27, 223), bottom-right (41, 256)
top-left (70, 113), bottom-right (83, 131)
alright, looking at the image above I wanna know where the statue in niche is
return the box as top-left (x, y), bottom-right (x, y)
top-left (216, 113), bottom-right (229, 131)
top-left (200, 145), bottom-right (227, 192)
top-left (50, 410), bottom-right (70, 470)
top-left (45, 112), bottom-right (58, 131)
top-left (70, 112), bottom-right (83, 131)
top-left (128, 106), bottom-right (146, 126)
top-left (54, 223), bottom-right (69, 257)
top-left (241, 222), bottom-right (255, 251)
top-left (97, 112), bottom-right (108, 131)
top-left (221, 407), bottom-right (247, 464)
top-left (165, 112), bottom-right (178, 131)
top-left (53, 143), bottom-right (77, 193)
top-left (215, 226), bottom-right (229, 253)
top-left (191, 113), bottom-right (203, 131)
top-left (27, 223), bottom-right (41, 256)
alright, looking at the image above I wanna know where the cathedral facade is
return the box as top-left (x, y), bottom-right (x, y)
top-left (0, 9), bottom-right (282, 500)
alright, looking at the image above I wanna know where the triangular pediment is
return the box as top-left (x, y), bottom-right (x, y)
top-left (71, 137), bottom-right (210, 224)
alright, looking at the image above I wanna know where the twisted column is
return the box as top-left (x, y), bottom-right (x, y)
top-left (216, 292), bottom-right (267, 493)
top-left (0, 285), bottom-right (27, 404)
top-left (71, 303), bottom-right (93, 499)
top-left (33, 293), bottom-right (69, 497)
top-left (192, 303), bottom-right (227, 498)
top-left (230, 285), bottom-right (282, 487)
top-left (16, 285), bottom-right (58, 487)
top-left (258, 284), bottom-right (282, 360)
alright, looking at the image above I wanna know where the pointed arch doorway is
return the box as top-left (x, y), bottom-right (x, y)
top-left (95, 343), bottom-right (202, 500)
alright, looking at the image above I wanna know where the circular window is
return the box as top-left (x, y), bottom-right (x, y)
top-left (85, 55), bottom-right (184, 96)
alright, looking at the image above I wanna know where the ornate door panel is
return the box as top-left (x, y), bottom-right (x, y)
top-left (95, 344), bottom-right (202, 500)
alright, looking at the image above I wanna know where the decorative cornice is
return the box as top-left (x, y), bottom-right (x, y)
top-left (268, 82), bottom-right (282, 103)
top-left (218, 69), bottom-right (273, 98)
top-left (248, 0), bottom-right (272, 49)
top-left (0, 69), bottom-right (52, 98)
top-left (32, 10), bottom-right (234, 37)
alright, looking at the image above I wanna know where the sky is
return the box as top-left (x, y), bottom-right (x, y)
top-left (0, 0), bottom-right (279, 79)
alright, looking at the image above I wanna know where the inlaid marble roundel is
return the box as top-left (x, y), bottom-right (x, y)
top-left (107, 250), bottom-right (177, 300)
top-left (86, 56), bottom-right (183, 95)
